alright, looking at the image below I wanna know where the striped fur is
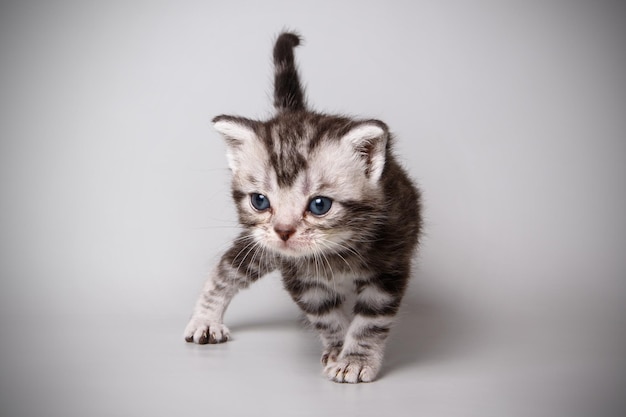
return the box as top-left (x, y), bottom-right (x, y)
top-left (273, 32), bottom-right (306, 112)
top-left (185, 31), bottom-right (422, 383)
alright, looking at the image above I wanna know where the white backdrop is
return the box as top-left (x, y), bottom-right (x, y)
top-left (1, 1), bottom-right (625, 416)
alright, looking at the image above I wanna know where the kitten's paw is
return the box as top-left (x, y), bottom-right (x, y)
top-left (321, 346), bottom-right (342, 366)
top-left (324, 355), bottom-right (381, 383)
top-left (184, 317), bottom-right (230, 344)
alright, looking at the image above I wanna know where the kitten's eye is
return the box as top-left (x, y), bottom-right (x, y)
top-left (308, 196), bottom-right (332, 216)
top-left (250, 193), bottom-right (270, 211)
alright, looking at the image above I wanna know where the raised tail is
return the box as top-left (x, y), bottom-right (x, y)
top-left (273, 32), bottom-right (306, 112)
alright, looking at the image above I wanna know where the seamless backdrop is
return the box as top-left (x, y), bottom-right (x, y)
top-left (1, 1), bottom-right (625, 416)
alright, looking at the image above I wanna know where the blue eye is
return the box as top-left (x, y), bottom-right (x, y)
top-left (250, 193), bottom-right (270, 211)
top-left (308, 196), bottom-right (332, 216)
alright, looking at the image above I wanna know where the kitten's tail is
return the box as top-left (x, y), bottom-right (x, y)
top-left (273, 32), bottom-right (306, 112)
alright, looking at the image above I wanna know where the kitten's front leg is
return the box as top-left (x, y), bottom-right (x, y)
top-left (307, 309), bottom-right (350, 366)
top-left (284, 276), bottom-right (350, 365)
top-left (324, 279), bottom-right (404, 383)
top-left (325, 315), bottom-right (394, 383)
top-left (183, 263), bottom-right (235, 344)
top-left (184, 238), bottom-right (273, 344)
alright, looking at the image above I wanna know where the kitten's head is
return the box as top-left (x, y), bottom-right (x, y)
top-left (213, 112), bottom-right (389, 258)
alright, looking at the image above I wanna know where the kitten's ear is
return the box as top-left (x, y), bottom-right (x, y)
top-left (342, 121), bottom-right (389, 183)
top-left (212, 115), bottom-right (259, 173)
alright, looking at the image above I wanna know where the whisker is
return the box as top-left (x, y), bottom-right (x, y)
top-left (231, 237), bottom-right (260, 277)
top-left (318, 239), bottom-right (355, 275)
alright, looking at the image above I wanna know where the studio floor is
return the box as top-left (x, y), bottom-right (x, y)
top-left (1, 278), bottom-right (623, 417)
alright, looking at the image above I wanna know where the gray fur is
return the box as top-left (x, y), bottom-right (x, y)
top-left (185, 31), bottom-right (422, 383)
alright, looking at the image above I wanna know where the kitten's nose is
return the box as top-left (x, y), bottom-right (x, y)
top-left (274, 226), bottom-right (296, 242)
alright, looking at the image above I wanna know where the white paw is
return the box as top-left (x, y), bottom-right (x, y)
top-left (184, 316), bottom-right (230, 344)
top-left (324, 355), bottom-right (381, 383)
top-left (321, 346), bottom-right (342, 366)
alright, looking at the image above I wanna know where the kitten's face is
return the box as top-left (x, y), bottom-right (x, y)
top-left (214, 114), bottom-right (388, 258)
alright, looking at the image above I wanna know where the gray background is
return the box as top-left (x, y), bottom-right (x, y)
top-left (1, 0), bottom-right (625, 416)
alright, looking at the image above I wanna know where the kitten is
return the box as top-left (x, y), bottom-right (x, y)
top-left (184, 32), bottom-right (422, 383)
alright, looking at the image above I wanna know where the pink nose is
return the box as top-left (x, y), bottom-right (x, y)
top-left (274, 227), bottom-right (296, 242)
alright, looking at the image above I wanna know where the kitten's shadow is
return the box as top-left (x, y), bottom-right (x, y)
top-left (382, 285), bottom-right (475, 376)
top-left (228, 316), bottom-right (301, 334)
top-left (226, 280), bottom-right (474, 375)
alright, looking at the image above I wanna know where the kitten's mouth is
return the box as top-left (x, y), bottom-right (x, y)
top-left (263, 231), bottom-right (353, 258)
top-left (271, 239), bottom-right (308, 257)
top-left (263, 236), bottom-right (319, 258)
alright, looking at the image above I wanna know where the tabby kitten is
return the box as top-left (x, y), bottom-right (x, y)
top-left (184, 32), bottom-right (422, 383)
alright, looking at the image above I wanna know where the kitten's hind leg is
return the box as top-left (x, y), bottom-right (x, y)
top-left (184, 238), bottom-right (274, 344)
